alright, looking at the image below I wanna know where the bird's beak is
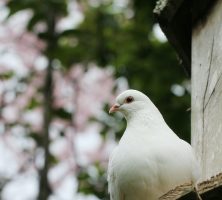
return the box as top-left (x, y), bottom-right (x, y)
top-left (109, 103), bottom-right (120, 114)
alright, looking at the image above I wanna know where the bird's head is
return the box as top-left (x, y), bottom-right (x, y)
top-left (109, 89), bottom-right (153, 119)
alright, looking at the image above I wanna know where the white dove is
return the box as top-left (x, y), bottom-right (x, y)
top-left (108, 89), bottom-right (200, 200)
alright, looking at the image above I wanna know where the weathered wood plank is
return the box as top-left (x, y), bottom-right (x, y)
top-left (159, 173), bottom-right (222, 199)
top-left (198, 173), bottom-right (222, 197)
top-left (192, 0), bottom-right (222, 181)
top-left (159, 183), bottom-right (195, 200)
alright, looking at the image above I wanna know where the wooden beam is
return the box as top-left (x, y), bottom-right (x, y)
top-left (159, 172), bottom-right (222, 199)
top-left (154, 0), bottom-right (191, 77)
top-left (159, 183), bottom-right (197, 200)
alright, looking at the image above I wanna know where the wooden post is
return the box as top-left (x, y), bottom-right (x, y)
top-left (154, 0), bottom-right (222, 198)
top-left (192, 0), bottom-right (222, 181)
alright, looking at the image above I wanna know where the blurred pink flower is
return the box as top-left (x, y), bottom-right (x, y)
top-left (0, 4), bottom-right (129, 200)
top-left (53, 64), bottom-right (115, 131)
top-left (0, 10), bottom-right (46, 70)
top-left (24, 108), bottom-right (43, 132)
top-left (2, 105), bottom-right (20, 123)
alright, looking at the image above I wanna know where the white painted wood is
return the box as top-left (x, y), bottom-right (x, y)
top-left (192, 1), bottom-right (222, 181)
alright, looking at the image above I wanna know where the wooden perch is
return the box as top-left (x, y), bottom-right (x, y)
top-left (198, 172), bottom-right (222, 199)
top-left (159, 172), bottom-right (222, 199)
top-left (159, 183), bottom-right (196, 200)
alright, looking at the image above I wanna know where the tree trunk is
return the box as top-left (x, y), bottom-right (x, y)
top-left (37, 11), bottom-right (56, 200)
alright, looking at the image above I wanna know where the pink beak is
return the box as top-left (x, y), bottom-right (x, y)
top-left (109, 104), bottom-right (120, 114)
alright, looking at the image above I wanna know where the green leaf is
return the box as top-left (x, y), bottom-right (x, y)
top-left (53, 108), bottom-right (72, 120)
top-left (0, 71), bottom-right (14, 80)
top-left (29, 132), bottom-right (43, 146)
top-left (27, 98), bottom-right (41, 109)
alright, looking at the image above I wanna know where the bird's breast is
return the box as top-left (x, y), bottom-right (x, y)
top-left (111, 144), bottom-right (161, 199)
top-left (113, 133), bottom-right (157, 179)
top-left (109, 135), bottom-right (195, 199)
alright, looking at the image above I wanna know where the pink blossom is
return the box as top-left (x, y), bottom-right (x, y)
top-left (2, 105), bottom-right (20, 123)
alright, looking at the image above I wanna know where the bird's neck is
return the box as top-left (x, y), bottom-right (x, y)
top-left (125, 108), bottom-right (165, 130)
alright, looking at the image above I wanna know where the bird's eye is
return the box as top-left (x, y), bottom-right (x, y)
top-left (125, 96), bottom-right (134, 104)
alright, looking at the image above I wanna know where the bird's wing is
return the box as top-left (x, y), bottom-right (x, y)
top-left (155, 137), bottom-right (200, 190)
top-left (176, 138), bottom-right (200, 184)
top-left (107, 148), bottom-right (125, 200)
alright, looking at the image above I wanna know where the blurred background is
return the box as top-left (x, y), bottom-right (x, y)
top-left (0, 0), bottom-right (190, 200)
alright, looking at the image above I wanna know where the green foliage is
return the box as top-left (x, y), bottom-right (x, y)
top-left (0, 71), bottom-right (14, 80)
top-left (27, 98), bottom-right (41, 109)
top-left (29, 132), bottom-right (43, 146)
top-left (7, 0), bottom-right (68, 22)
top-left (53, 108), bottom-right (72, 120)
top-left (77, 164), bottom-right (109, 200)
